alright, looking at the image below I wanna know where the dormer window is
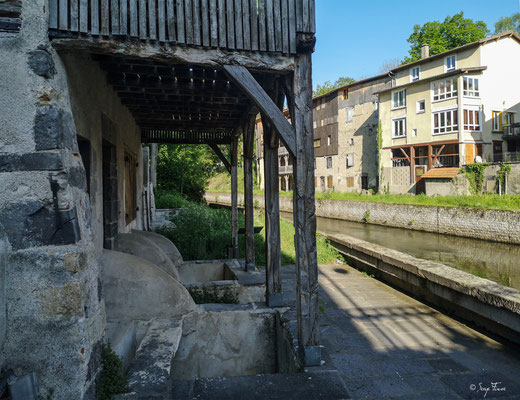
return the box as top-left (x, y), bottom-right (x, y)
top-left (445, 55), bottom-right (456, 72)
top-left (411, 66), bottom-right (420, 82)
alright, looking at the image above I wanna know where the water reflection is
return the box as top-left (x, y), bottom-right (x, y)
top-left (280, 211), bottom-right (520, 290)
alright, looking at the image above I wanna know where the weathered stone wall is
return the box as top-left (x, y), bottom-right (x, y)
top-left (205, 192), bottom-right (520, 245)
top-left (0, 225), bottom-right (8, 369)
top-left (0, 1), bottom-right (105, 397)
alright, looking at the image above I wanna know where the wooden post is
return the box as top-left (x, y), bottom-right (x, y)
top-left (410, 146), bottom-right (415, 184)
top-left (150, 143), bottom-right (158, 188)
top-left (243, 114), bottom-right (256, 271)
top-left (428, 144), bottom-right (432, 170)
top-left (286, 50), bottom-right (321, 367)
top-left (231, 135), bottom-right (239, 258)
top-left (262, 84), bottom-right (283, 307)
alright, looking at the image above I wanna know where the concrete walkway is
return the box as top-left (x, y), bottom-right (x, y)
top-left (282, 264), bottom-right (520, 400)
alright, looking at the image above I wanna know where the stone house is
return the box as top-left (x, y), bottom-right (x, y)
top-left (256, 74), bottom-right (392, 193)
top-left (0, 0), bottom-right (320, 398)
top-left (378, 31), bottom-right (520, 194)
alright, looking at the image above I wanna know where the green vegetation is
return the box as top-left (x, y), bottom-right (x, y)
top-left (154, 190), bottom-right (190, 209)
top-left (97, 343), bottom-right (131, 400)
top-left (497, 162), bottom-right (512, 190)
top-left (404, 12), bottom-right (489, 63)
top-left (463, 163), bottom-right (488, 195)
top-left (495, 13), bottom-right (520, 34)
top-left (188, 286), bottom-right (239, 304)
top-left (362, 210), bottom-right (370, 223)
top-left (156, 198), bottom-right (341, 265)
top-left (313, 76), bottom-right (356, 97)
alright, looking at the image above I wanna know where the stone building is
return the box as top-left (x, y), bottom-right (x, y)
top-left (378, 31), bottom-right (520, 194)
top-left (256, 74), bottom-right (392, 192)
top-left (0, 0), bottom-right (320, 398)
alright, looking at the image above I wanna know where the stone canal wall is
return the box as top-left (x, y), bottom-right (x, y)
top-left (328, 234), bottom-right (520, 346)
top-left (204, 192), bottom-right (520, 245)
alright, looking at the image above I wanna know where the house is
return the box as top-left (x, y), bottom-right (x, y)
top-left (378, 31), bottom-right (520, 194)
top-left (0, 0), bottom-right (319, 397)
top-left (255, 74), bottom-right (392, 193)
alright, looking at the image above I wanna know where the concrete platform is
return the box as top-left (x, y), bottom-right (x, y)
top-left (283, 264), bottom-right (520, 400)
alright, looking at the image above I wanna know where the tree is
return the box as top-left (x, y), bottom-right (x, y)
top-left (495, 13), bottom-right (520, 34)
top-left (314, 76), bottom-right (355, 97)
top-left (404, 12), bottom-right (489, 64)
top-left (156, 144), bottom-right (226, 202)
top-left (379, 58), bottom-right (402, 74)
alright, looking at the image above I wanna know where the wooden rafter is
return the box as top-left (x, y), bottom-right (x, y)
top-left (208, 144), bottom-right (231, 173)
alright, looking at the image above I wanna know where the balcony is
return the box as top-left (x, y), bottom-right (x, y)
top-left (279, 165), bottom-right (293, 174)
top-left (503, 123), bottom-right (520, 140)
top-left (48, 0), bottom-right (316, 56)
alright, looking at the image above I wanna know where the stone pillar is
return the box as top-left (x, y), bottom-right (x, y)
top-left (0, 3), bottom-right (105, 397)
top-left (285, 175), bottom-right (290, 192)
top-left (0, 225), bottom-right (8, 369)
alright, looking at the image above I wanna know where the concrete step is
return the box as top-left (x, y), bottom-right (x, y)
top-left (127, 317), bottom-right (183, 399)
top-left (171, 371), bottom-right (351, 400)
top-left (106, 321), bottom-right (137, 370)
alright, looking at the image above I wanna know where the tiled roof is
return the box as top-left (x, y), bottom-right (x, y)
top-left (421, 167), bottom-right (460, 179)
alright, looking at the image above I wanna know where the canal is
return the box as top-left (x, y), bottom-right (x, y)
top-left (280, 211), bottom-right (520, 291)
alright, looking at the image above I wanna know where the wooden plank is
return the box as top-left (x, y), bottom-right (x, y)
top-left (209, 0), bottom-right (218, 46)
top-left (281, 0), bottom-right (288, 53)
top-left (273, 0), bottom-right (282, 51)
top-left (166, 0), bottom-right (176, 41)
top-left (249, 0), bottom-right (258, 51)
top-left (234, 0), bottom-right (243, 49)
top-left (79, 0), bottom-right (88, 32)
top-left (158, 0), bottom-right (166, 41)
top-left (201, 0), bottom-right (210, 46)
top-left (91, 0), bottom-right (99, 34)
top-left (176, 0), bottom-right (185, 43)
top-left (231, 135), bottom-right (239, 257)
top-left (184, 0), bottom-right (193, 44)
top-left (265, 0), bottom-right (275, 51)
top-left (192, 0), bottom-right (201, 45)
top-left (101, 0), bottom-right (110, 35)
top-left (217, 0), bottom-right (226, 47)
top-left (70, 0), bottom-right (79, 31)
top-left (243, 114), bottom-right (256, 271)
top-left (241, 0), bottom-right (250, 50)
top-left (139, 0), bottom-right (147, 39)
top-left (258, 0), bottom-right (266, 51)
top-left (288, 0), bottom-right (295, 53)
top-left (309, 0), bottom-right (315, 33)
top-left (49, 0), bottom-right (58, 29)
top-left (111, 0), bottom-right (119, 33)
top-left (295, 0), bottom-right (302, 32)
top-left (129, 0), bottom-right (138, 36)
top-left (225, 0), bottom-right (234, 49)
top-left (301, 0), bottom-right (308, 32)
top-left (224, 65), bottom-right (296, 157)
top-left (209, 144), bottom-right (231, 173)
top-left (291, 53), bottom-right (320, 366)
top-left (59, 0), bottom-right (69, 30)
top-left (148, 0), bottom-right (157, 40)
top-left (120, 0), bottom-right (128, 34)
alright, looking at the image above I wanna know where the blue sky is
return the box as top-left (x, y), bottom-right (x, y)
top-left (313, 0), bottom-right (520, 89)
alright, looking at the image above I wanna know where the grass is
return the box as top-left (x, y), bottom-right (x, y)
top-left (156, 196), bottom-right (341, 265)
top-left (207, 172), bottom-right (520, 211)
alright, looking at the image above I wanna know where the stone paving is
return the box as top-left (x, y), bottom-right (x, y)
top-left (281, 264), bottom-right (520, 400)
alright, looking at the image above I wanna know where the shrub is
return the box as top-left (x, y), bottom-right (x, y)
top-left (97, 343), bottom-right (131, 400)
top-left (155, 191), bottom-right (189, 209)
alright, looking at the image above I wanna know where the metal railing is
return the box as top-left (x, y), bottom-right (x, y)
top-left (492, 152), bottom-right (520, 163)
top-left (48, 0), bottom-right (315, 54)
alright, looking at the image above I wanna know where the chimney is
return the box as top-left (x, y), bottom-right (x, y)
top-left (421, 44), bottom-right (430, 59)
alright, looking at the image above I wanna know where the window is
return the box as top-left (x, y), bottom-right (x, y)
top-left (505, 112), bottom-right (515, 135)
top-left (412, 129), bottom-right (417, 137)
top-left (445, 55), bottom-right (456, 71)
top-left (326, 156), bottom-right (332, 169)
top-left (392, 117), bottom-right (406, 138)
top-left (361, 176), bottom-right (369, 190)
top-left (346, 107), bottom-right (354, 123)
top-left (433, 108), bottom-right (458, 134)
top-left (463, 109), bottom-right (481, 131)
top-left (392, 89), bottom-right (406, 109)
top-left (313, 139), bottom-right (321, 148)
top-left (347, 177), bottom-right (354, 187)
top-left (327, 135), bottom-right (331, 146)
top-left (463, 77), bottom-right (480, 97)
top-left (346, 154), bottom-right (354, 168)
top-left (411, 66), bottom-right (420, 82)
top-left (492, 111), bottom-right (502, 132)
top-left (416, 100), bottom-right (425, 113)
top-left (432, 78), bottom-right (458, 101)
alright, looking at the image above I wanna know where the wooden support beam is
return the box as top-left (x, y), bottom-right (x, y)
top-left (287, 53), bottom-right (320, 367)
top-left (262, 81), bottom-right (283, 307)
top-left (428, 144), bottom-right (433, 170)
top-left (208, 144), bottom-right (231, 173)
top-left (399, 147), bottom-right (410, 162)
top-left (243, 113), bottom-right (256, 271)
top-left (231, 135), bottom-right (239, 258)
top-left (431, 144), bottom-right (446, 167)
top-left (410, 146), bottom-right (415, 184)
top-left (223, 65), bottom-right (296, 157)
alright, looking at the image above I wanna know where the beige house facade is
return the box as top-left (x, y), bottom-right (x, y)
top-left (379, 31), bottom-right (520, 194)
top-left (256, 74), bottom-right (392, 193)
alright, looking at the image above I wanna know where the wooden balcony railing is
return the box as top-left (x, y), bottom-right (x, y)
top-left (48, 0), bottom-right (315, 54)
